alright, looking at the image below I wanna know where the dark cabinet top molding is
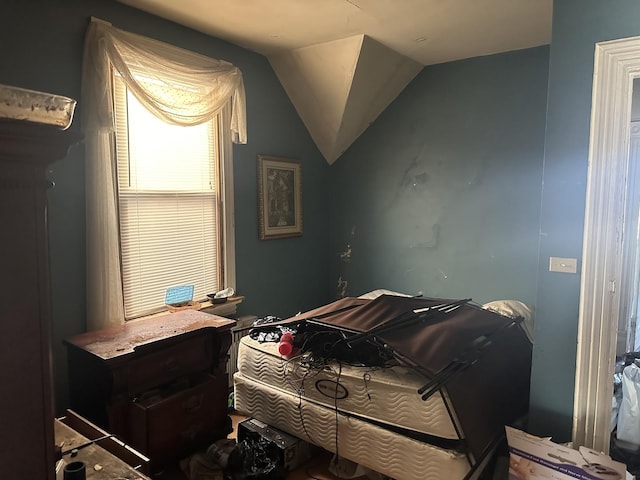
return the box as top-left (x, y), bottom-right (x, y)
top-left (0, 118), bottom-right (81, 165)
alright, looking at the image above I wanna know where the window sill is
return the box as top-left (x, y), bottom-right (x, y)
top-left (130, 295), bottom-right (244, 323)
top-left (200, 295), bottom-right (244, 317)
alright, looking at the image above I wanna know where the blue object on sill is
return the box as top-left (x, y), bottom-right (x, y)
top-left (165, 285), bottom-right (194, 306)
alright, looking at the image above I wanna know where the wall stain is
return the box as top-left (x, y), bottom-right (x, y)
top-left (339, 226), bottom-right (357, 262)
top-left (340, 244), bottom-right (352, 262)
top-left (409, 223), bottom-right (439, 249)
top-left (390, 146), bottom-right (431, 209)
top-left (337, 276), bottom-right (348, 298)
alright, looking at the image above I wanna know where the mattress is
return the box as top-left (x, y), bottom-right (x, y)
top-left (236, 335), bottom-right (460, 441)
top-left (233, 372), bottom-right (471, 480)
top-left (249, 295), bottom-right (532, 464)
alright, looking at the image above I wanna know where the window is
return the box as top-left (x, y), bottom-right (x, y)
top-left (113, 75), bottom-right (230, 319)
top-left (82, 19), bottom-right (245, 330)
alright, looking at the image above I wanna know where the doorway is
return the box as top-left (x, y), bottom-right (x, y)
top-left (617, 116), bottom-right (640, 358)
top-left (574, 36), bottom-right (640, 454)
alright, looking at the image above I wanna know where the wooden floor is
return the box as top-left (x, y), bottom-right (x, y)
top-left (153, 413), bottom-right (506, 480)
top-left (152, 413), bottom-right (346, 480)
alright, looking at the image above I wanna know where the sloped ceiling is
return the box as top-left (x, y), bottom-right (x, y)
top-left (269, 35), bottom-right (423, 164)
top-left (117, 0), bottom-right (553, 163)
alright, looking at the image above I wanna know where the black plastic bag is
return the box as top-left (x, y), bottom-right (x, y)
top-left (226, 435), bottom-right (286, 480)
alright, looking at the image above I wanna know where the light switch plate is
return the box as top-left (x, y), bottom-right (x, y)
top-left (549, 257), bottom-right (578, 274)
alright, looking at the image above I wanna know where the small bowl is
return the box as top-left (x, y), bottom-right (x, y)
top-left (207, 294), bottom-right (228, 304)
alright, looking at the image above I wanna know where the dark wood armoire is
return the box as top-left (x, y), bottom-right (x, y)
top-left (0, 117), bottom-right (79, 480)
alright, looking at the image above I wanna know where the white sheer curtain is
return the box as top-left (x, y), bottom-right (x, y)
top-left (82, 18), bottom-right (247, 331)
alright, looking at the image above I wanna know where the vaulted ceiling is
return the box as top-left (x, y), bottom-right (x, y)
top-left (117, 0), bottom-right (553, 163)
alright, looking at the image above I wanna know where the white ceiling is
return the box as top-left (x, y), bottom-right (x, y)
top-left (116, 0), bottom-right (554, 163)
top-left (117, 0), bottom-right (553, 67)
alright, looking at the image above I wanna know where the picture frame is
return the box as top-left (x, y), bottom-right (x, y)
top-left (257, 155), bottom-right (303, 240)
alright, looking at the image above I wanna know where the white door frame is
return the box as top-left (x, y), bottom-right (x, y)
top-left (573, 36), bottom-right (640, 453)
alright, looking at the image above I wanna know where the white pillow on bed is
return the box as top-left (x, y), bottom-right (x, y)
top-left (483, 300), bottom-right (535, 344)
top-left (358, 289), bottom-right (413, 299)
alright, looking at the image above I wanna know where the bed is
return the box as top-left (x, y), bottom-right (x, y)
top-left (233, 294), bottom-right (532, 480)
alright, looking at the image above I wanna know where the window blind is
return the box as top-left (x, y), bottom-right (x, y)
top-left (113, 76), bottom-right (221, 319)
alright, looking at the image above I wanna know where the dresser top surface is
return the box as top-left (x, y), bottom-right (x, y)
top-left (64, 310), bottom-right (235, 361)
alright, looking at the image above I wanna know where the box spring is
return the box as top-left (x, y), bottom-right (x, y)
top-left (233, 372), bottom-right (470, 480)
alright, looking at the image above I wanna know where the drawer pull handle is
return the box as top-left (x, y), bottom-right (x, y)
top-left (163, 358), bottom-right (179, 372)
top-left (183, 394), bottom-right (203, 414)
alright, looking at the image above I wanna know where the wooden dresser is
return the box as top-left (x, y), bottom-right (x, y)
top-left (0, 118), bottom-right (79, 480)
top-left (64, 310), bottom-right (235, 470)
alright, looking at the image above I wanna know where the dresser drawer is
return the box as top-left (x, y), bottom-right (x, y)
top-left (129, 373), bottom-right (229, 465)
top-left (127, 335), bottom-right (212, 394)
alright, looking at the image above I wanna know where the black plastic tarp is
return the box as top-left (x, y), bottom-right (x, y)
top-left (258, 294), bottom-right (532, 465)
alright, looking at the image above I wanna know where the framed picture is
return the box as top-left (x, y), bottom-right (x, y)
top-left (257, 155), bottom-right (303, 240)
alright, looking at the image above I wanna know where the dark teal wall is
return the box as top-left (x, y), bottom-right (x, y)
top-left (0, 0), bottom-right (331, 413)
top-left (530, 0), bottom-right (640, 442)
top-left (330, 48), bottom-right (549, 307)
top-left (7, 0), bottom-right (627, 442)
